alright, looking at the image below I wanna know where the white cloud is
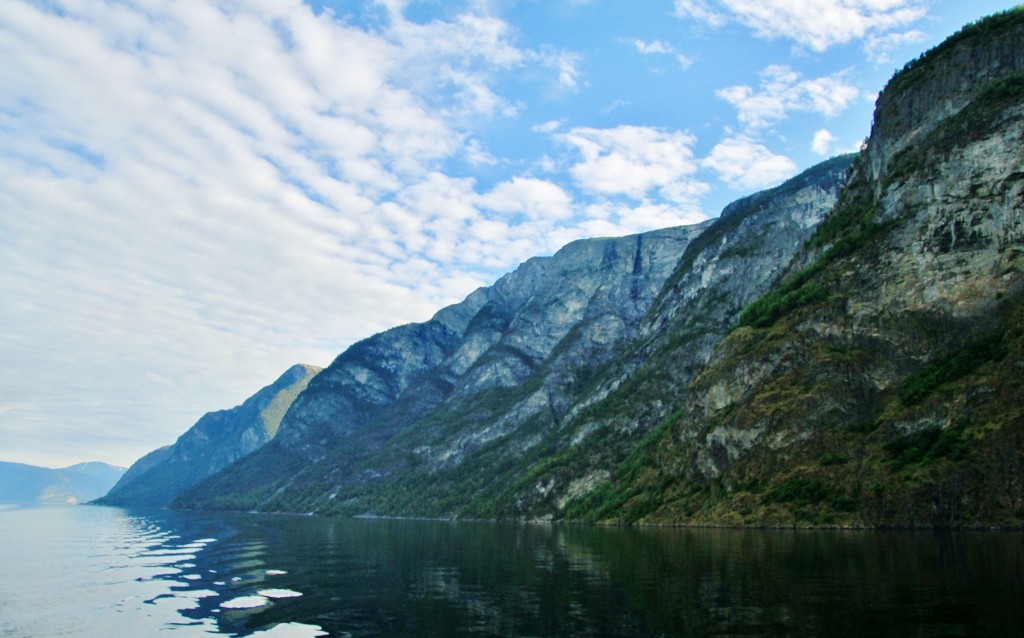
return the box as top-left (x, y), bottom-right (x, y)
top-left (703, 136), bottom-right (798, 189)
top-left (677, 54), bottom-right (695, 70)
top-left (479, 177), bottom-right (574, 221)
top-left (631, 39), bottom-right (674, 54)
top-left (864, 29), bottom-right (927, 63)
top-left (533, 46), bottom-right (583, 90)
top-left (672, 0), bottom-right (729, 27)
top-left (532, 120), bottom-right (564, 134)
top-left (811, 128), bottom-right (836, 156)
top-left (0, 0), bottom-right (594, 467)
top-left (464, 139), bottom-right (498, 166)
top-left (674, 0), bottom-right (928, 52)
top-left (717, 65), bottom-right (859, 130)
top-left (601, 100), bottom-right (630, 114)
top-left (558, 125), bottom-right (702, 202)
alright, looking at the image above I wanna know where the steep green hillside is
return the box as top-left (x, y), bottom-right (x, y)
top-left (570, 7), bottom-right (1024, 528)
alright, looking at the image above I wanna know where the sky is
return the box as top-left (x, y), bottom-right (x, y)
top-left (1, 0), bottom-right (1018, 469)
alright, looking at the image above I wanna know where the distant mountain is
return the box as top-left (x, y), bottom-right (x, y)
top-left (0, 461), bottom-right (126, 505)
top-left (95, 363), bottom-right (320, 507)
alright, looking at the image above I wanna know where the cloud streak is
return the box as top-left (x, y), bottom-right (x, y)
top-left (0, 0), bottom-right (713, 466)
top-left (2, 0), bottom-right (970, 468)
top-left (674, 0), bottom-right (928, 52)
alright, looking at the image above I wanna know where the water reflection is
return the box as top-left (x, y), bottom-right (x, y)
top-left (1, 504), bottom-right (1022, 637)
top-left (161, 516), bottom-right (1024, 636)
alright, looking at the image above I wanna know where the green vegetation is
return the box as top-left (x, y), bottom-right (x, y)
top-left (737, 282), bottom-right (828, 328)
top-left (899, 332), bottom-right (1006, 406)
top-left (761, 476), bottom-right (858, 512)
top-left (883, 426), bottom-right (969, 469)
top-left (560, 411), bottom-right (681, 524)
top-left (882, 6), bottom-right (1024, 99)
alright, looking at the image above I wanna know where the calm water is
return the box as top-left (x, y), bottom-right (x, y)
top-left (1, 504), bottom-right (1022, 637)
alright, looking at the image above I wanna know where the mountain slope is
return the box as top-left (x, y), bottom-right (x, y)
top-left (176, 155), bottom-right (851, 516)
top-left (0, 461), bottom-right (126, 505)
top-left (574, 8), bottom-right (1024, 528)
top-left (176, 223), bottom-right (717, 512)
top-left (96, 363), bottom-right (320, 507)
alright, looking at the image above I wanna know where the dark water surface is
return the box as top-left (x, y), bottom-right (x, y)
top-left (1, 504), bottom-right (1022, 637)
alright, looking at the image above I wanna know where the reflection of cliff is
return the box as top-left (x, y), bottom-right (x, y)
top-left (555, 525), bottom-right (1024, 636)
top-left (101, 512), bottom-right (1024, 637)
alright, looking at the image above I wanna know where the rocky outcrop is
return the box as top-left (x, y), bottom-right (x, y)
top-left (96, 363), bottom-right (320, 507)
top-left (497, 155), bottom-right (853, 519)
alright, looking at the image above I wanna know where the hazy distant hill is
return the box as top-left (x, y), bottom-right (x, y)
top-left (96, 363), bottom-right (320, 507)
top-left (0, 461), bottom-right (126, 505)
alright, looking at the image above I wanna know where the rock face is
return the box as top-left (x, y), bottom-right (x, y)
top-left (0, 461), bottom-right (125, 505)
top-left (175, 156), bottom-right (851, 515)
top-left (178, 8), bottom-right (1024, 527)
top-left (579, 9), bottom-right (1024, 527)
top-left (97, 363), bottom-right (320, 507)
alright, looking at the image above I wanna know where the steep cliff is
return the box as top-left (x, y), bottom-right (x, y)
top-left (577, 8), bottom-right (1024, 527)
top-left (97, 363), bottom-right (320, 507)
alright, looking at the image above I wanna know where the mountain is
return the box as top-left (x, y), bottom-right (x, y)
top-left (174, 156), bottom-right (851, 514)
top-left (96, 363), bottom-right (320, 507)
top-left (176, 8), bottom-right (1024, 528)
top-left (564, 8), bottom-right (1024, 527)
top-left (0, 461), bottom-right (126, 505)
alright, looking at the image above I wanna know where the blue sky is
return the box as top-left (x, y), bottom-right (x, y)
top-left (1, 0), bottom-right (1018, 468)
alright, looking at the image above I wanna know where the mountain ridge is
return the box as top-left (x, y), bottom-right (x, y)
top-left (174, 153), bottom-right (853, 515)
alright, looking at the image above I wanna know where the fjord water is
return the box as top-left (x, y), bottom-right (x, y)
top-left (1, 504), bottom-right (1022, 637)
